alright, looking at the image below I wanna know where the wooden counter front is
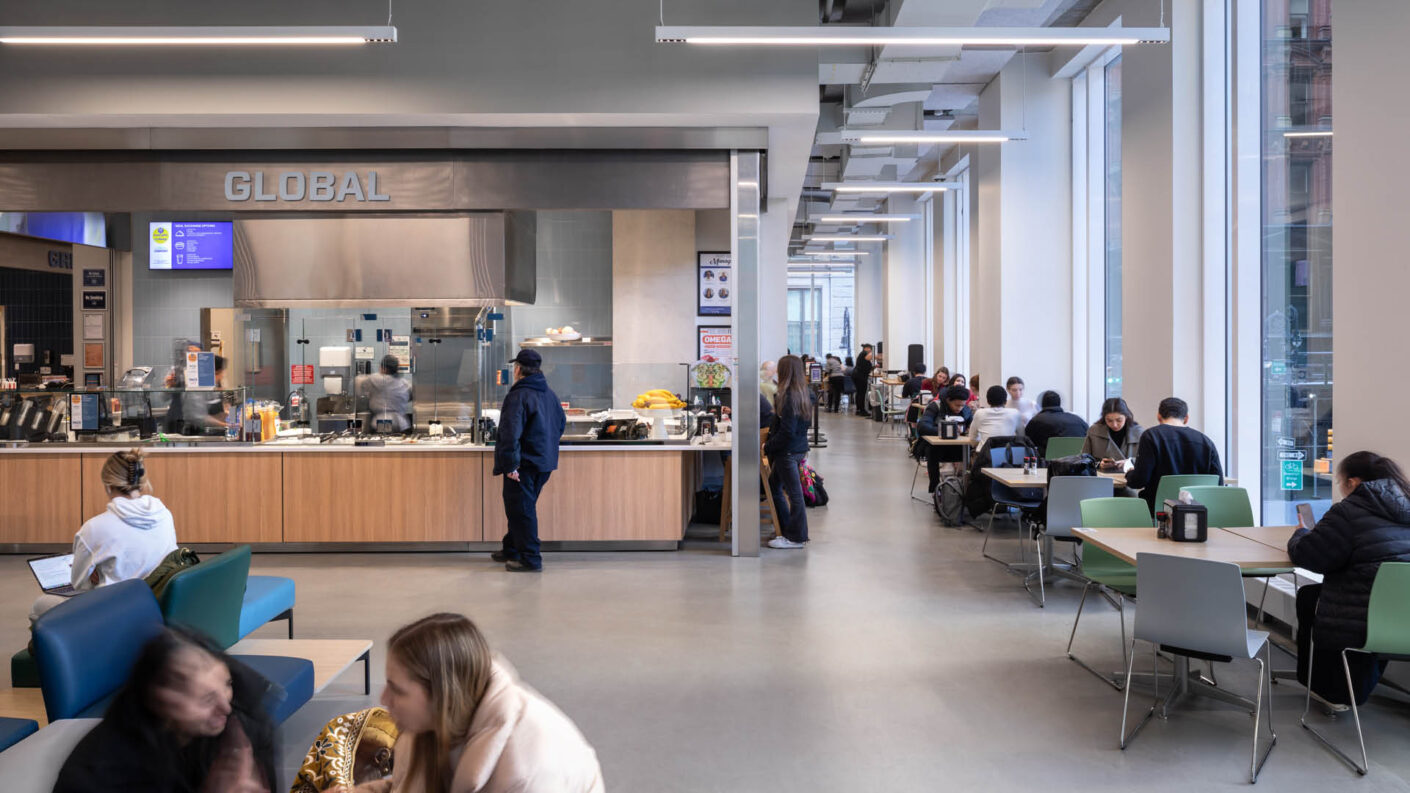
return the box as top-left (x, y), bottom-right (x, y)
top-left (0, 454), bottom-right (83, 543)
top-left (283, 452), bottom-right (485, 542)
top-left (77, 453), bottom-right (283, 544)
top-left (482, 451), bottom-right (689, 542)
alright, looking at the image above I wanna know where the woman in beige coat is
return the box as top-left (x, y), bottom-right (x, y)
top-left (342, 613), bottom-right (604, 793)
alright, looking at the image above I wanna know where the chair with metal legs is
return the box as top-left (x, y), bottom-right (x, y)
top-left (1181, 485), bottom-right (1299, 624)
top-left (1027, 476), bottom-right (1114, 607)
top-left (1120, 553), bottom-right (1277, 784)
top-left (1067, 498), bottom-right (1150, 689)
top-left (981, 446), bottom-right (1043, 565)
top-left (1301, 562), bottom-right (1410, 776)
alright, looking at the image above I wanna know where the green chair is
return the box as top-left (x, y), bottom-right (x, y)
top-left (159, 545), bottom-right (251, 649)
top-left (1045, 436), bottom-right (1086, 460)
top-left (1301, 562), bottom-right (1410, 775)
top-left (1151, 474), bottom-right (1221, 515)
top-left (1068, 498), bottom-right (1152, 690)
top-left (1183, 485), bottom-right (1297, 624)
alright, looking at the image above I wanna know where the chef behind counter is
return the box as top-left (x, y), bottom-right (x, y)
top-left (356, 354), bottom-right (413, 433)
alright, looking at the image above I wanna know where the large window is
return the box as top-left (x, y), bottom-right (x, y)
top-left (786, 269), bottom-right (854, 359)
top-left (1104, 55), bottom-right (1124, 398)
top-left (1261, 0), bottom-right (1332, 522)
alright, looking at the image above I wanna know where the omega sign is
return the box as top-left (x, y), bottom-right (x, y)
top-left (224, 170), bottom-right (390, 203)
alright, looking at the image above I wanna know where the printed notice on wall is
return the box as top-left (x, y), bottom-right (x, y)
top-left (697, 325), bottom-right (733, 361)
top-left (697, 252), bottom-right (732, 316)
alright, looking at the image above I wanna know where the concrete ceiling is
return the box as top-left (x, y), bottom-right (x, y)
top-left (795, 0), bottom-right (1097, 248)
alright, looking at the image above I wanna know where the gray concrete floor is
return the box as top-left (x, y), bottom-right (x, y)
top-left (6, 413), bottom-right (1410, 790)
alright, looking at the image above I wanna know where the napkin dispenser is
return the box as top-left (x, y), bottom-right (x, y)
top-left (939, 419), bottom-right (962, 440)
top-left (1161, 498), bottom-right (1208, 543)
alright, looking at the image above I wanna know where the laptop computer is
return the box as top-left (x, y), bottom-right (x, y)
top-left (28, 553), bottom-right (78, 597)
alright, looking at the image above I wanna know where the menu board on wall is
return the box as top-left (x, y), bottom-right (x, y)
top-left (697, 326), bottom-right (733, 361)
top-left (697, 252), bottom-right (732, 316)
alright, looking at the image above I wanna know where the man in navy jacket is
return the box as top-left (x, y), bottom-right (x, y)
top-left (492, 349), bottom-right (567, 572)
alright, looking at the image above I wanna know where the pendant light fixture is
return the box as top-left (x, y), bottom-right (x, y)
top-left (0, 26), bottom-right (398, 45)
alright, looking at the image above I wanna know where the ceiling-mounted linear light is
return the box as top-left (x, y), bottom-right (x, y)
top-left (842, 130), bottom-right (1027, 145)
top-left (808, 235), bottom-right (891, 242)
top-left (795, 251), bottom-right (871, 257)
top-left (1283, 130), bottom-right (1332, 138)
top-left (0, 26), bottom-right (398, 45)
top-left (823, 182), bottom-right (950, 194)
top-left (815, 214), bottom-right (915, 223)
top-left (656, 26), bottom-right (1169, 47)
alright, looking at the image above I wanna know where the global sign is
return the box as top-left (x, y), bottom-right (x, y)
top-left (224, 171), bottom-right (391, 203)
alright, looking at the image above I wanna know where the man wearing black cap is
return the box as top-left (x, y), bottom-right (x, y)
top-left (491, 349), bottom-right (566, 572)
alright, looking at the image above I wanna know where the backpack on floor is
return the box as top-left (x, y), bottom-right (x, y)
top-left (800, 460), bottom-right (829, 507)
top-left (934, 473), bottom-right (966, 527)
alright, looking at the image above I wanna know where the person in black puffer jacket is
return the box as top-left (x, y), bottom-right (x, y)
top-left (1288, 451), bottom-right (1410, 706)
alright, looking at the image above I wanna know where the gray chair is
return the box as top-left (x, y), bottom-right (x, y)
top-left (1028, 476), bottom-right (1114, 607)
top-left (1120, 553), bottom-right (1277, 783)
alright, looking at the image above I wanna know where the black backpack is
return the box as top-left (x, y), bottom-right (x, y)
top-left (933, 472), bottom-right (966, 527)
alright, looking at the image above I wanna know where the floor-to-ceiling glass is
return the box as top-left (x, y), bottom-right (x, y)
top-left (1261, 0), bottom-right (1332, 522)
top-left (787, 266), bottom-right (854, 359)
top-left (1104, 55), bottom-right (1124, 398)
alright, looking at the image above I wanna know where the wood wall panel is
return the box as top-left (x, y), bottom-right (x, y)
top-left (0, 455), bottom-right (83, 543)
top-left (483, 451), bottom-right (686, 542)
top-left (80, 453), bottom-right (283, 543)
top-left (283, 453), bottom-right (483, 542)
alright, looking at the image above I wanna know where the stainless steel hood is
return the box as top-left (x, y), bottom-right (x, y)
top-left (232, 213), bottom-right (535, 308)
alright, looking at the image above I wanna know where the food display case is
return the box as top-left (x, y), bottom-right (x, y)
top-left (0, 386), bottom-right (250, 444)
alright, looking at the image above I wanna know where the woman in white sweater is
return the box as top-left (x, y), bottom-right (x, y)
top-left (29, 449), bottom-right (177, 621)
top-left (968, 385), bottom-right (1024, 447)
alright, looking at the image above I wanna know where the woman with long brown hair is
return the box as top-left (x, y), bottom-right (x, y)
top-left (764, 355), bottom-right (814, 550)
top-left (342, 613), bottom-right (603, 793)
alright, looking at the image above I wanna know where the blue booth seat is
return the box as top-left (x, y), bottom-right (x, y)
top-left (31, 579), bottom-right (312, 725)
top-left (0, 717), bottom-right (38, 753)
top-left (240, 575), bottom-right (296, 640)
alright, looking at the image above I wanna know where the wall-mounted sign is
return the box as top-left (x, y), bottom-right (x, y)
top-left (291, 365), bottom-right (314, 385)
top-left (81, 291), bottom-right (106, 310)
top-left (82, 269), bottom-right (105, 287)
top-left (1281, 460), bottom-right (1303, 491)
top-left (47, 251), bottom-right (73, 270)
top-left (698, 251), bottom-right (732, 317)
top-left (224, 170), bottom-right (390, 203)
top-left (698, 325), bottom-right (733, 361)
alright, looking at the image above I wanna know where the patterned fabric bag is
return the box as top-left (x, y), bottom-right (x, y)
top-left (799, 460), bottom-right (829, 508)
top-left (290, 707), bottom-right (399, 793)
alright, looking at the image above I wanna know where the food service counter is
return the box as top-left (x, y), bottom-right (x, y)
top-left (0, 445), bottom-right (702, 550)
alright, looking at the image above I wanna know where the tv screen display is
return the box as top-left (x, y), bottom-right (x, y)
top-left (149, 221), bottom-right (233, 270)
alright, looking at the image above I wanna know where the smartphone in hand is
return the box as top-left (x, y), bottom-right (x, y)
top-left (1296, 502), bottom-right (1315, 530)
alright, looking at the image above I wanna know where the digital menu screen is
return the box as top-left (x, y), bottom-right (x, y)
top-left (149, 222), bottom-right (234, 270)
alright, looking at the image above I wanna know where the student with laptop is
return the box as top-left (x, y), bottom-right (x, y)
top-left (29, 449), bottom-right (177, 622)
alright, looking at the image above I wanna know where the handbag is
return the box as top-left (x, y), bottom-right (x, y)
top-left (799, 460), bottom-right (829, 507)
top-left (144, 547), bottom-right (201, 601)
top-left (290, 707), bottom-right (399, 793)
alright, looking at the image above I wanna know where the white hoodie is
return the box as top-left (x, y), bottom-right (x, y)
top-left (71, 495), bottom-right (178, 591)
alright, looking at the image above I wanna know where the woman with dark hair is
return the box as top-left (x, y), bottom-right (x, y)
top-left (764, 355), bottom-right (814, 549)
top-left (1289, 451), bottom-right (1410, 708)
top-left (1081, 397), bottom-right (1145, 465)
top-left (338, 613), bottom-right (603, 793)
top-left (54, 628), bottom-right (278, 793)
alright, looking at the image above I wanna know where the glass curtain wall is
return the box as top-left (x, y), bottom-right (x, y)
top-left (1261, 0), bottom-right (1332, 522)
top-left (1104, 55), bottom-right (1124, 398)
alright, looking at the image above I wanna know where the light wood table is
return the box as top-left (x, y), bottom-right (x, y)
top-left (1072, 526), bottom-right (1293, 570)
top-left (1219, 525), bottom-right (1299, 551)
top-left (981, 467), bottom-right (1128, 490)
top-left (1071, 526), bottom-right (1293, 713)
top-left (228, 638), bottom-right (374, 695)
top-left (0, 687), bottom-right (47, 726)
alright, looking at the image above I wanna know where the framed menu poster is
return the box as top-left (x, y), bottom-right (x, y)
top-left (697, 325), bottom-right (733, 360)
top-left (698, 252), bottom-right (732, 316)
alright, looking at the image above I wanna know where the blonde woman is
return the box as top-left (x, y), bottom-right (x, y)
top-left (29, 449), bottom-right (177, 621)
top-left (341, 613), bottom-right (603, 793)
